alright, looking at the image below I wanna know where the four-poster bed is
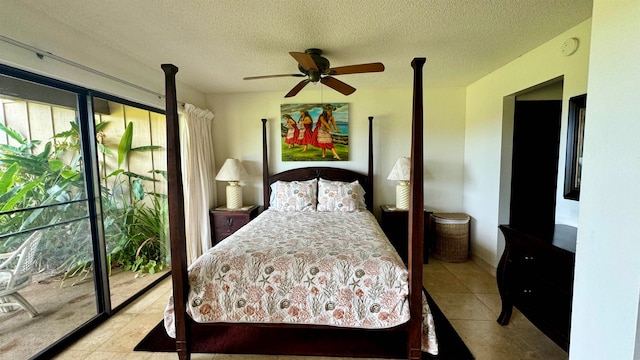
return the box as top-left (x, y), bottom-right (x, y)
top-left (161, 57), bottom-right (428, 360)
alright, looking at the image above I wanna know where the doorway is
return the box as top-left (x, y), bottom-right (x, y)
top-left (509, 99), bottom-right (562, 237)
top-left (497, 78), bottom-right (564, 242)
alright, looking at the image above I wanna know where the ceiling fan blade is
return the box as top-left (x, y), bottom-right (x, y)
top-left (326, 62), bottom-right (385, 76)
top-left (320, 76), bottom-right (356, 96)
top-left (244, 73), bottom-right (306, 80)
top-left (289, 52), bottom-right (319, 71)
top-left (285, 79), bottom-right (311, 98)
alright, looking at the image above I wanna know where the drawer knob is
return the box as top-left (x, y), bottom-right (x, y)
top-left (226, 218), bottom-right (234, 232)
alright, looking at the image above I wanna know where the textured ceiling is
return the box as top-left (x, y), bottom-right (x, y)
top-left (17, 0), bottom-right (592, 96)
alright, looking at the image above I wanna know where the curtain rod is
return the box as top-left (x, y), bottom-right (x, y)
top-left (0, 34), bottom-right (165, 99)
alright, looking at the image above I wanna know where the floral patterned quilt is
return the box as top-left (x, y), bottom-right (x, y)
top-left (164, 209), bottom-right (438, 354)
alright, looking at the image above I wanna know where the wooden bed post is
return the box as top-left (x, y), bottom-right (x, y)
top-left (262, 118), bottom-right (270, 210)
top-left (367, 116), bottom-right (374, 211)
top-left (407, 57), bottom-right (426, 360)
top-left (161, 64), bottom-right (191, 360)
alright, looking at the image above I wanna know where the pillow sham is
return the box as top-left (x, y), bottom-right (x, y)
top-left (270, 179), bottom-right (317, 211)
top-left (354, 182), bottom-right (367, 210)
top-left (317, 178), bottom-right (364, 212)
top-left (323, 179), bottom-right (366, 210)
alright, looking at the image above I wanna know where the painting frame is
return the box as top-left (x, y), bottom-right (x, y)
top-left (280, 103), bottom-right (349, 161)
top-left (564, 94), bottom-right (586, 201)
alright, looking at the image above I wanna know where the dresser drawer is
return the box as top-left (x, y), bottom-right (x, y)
top-left (210, 205), bottom-right (260, 245)
top-left (213, 213), bottom-right (250, 241)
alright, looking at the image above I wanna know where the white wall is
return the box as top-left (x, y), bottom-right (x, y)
top-left (0, 1), bottom-right (204, 109)
top-left (464, 19), bottom-right (591, 268)
top-left (570, 1), bottom-right (640, 359)
top-left (206, 86), bottom-right (466, 217)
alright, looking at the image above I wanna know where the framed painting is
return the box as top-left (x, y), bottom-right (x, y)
top-left (564, 94), bottom-right (586, 201)
top-left (280, 103), bottom-right (349, 161)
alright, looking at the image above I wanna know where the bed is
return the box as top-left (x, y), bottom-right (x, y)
top-left (161, 57), bottom-right (428, 360)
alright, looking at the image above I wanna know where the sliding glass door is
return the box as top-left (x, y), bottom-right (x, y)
top-left (0, 72), bottom-right (101, 359)
top-left (0, 66), bottom-right (169, 359)
top-left (92, 96), bottom-right (169, 309)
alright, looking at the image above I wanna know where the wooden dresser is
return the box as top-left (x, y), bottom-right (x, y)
top-left (497, 224), bottom-right (577, 351)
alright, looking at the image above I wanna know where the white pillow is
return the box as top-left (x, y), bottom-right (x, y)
top-left (270, 179), bottom-right (317, 211)
top-left (355, 182), bottom-right (367, 210)
top-left (317, 178), bottom-right (363, 212)
top-left (317, 178), bottom-right (367, 210)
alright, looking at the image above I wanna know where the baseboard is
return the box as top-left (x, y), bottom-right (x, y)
top-left (470, 254), bottom-right (497, 277)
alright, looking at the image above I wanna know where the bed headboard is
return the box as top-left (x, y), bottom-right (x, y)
top-left (261, 117), bottom-right (374, 212)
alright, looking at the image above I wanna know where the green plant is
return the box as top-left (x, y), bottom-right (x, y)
top-left (60, 120), bottom-right (166, 282)
top-left (98, 121), bottom-right (166, 273)
top-left (111, 194), bottom-right (167, 274)
top-left (0, 122), bottom-right (87, 269)
top-left (0, 116), bottom-right (167, 282)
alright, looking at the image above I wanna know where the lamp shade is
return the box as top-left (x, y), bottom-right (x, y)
top-left (215, 158), bottom-right (248, 182)
top-left (387, 157), bottom-right (411, 182)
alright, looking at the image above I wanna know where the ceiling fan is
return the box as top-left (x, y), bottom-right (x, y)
top-left (243, 48), bottom-right (385, 98)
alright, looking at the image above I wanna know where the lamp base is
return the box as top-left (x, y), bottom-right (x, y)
top-left (395, 183), bottom-right (409, 210)
top-left (226, 183), bottom-right (243, 209)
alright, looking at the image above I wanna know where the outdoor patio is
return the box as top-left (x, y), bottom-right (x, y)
top-left (0, 266), bottom-right (170, 359)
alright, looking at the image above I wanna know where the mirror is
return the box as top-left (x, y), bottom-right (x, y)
top-left (564, 94), bottom-right (586, 200)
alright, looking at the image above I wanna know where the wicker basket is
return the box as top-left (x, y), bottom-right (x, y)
top-left (431, 213), bottom-right (470, 263)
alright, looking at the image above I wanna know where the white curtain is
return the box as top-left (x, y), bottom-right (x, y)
top-left (179, 103), bottom-right (216, 264)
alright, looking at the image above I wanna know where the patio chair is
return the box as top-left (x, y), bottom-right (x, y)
top-left (0, 230), bottom-right (43, 320)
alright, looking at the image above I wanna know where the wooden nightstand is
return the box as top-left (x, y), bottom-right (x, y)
top-left (210, 205), bottom-right (260, 245)
top-left (379, 205), bottom-right (431, 264)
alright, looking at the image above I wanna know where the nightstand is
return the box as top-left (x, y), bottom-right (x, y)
top-left (379, 205), bottom-right (431, 264)
top-left (210, 205), bottom-right (260, 245)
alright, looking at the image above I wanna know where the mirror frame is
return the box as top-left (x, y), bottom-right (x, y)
top-left (564, 94), bottom-right (587, 201)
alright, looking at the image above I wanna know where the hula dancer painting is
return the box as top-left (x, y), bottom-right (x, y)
top-left (280, 103), bottom-right (348, 161)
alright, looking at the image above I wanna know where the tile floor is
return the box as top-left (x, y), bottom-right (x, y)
top-left (54, 258), bottom-right (568, 360)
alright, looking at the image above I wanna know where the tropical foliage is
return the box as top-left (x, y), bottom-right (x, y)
top-left (0, 119), bottom-right (167, 282)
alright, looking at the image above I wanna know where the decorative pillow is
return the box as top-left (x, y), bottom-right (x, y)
top-left (270, 179), bottom-right (317, 211)
top-left (355, 183), bottom-right (367, 210)
top-left (317, 179), bottom-right (362, 212)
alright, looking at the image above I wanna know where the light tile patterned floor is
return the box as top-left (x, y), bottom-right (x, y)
top-left (55, 258), bottom-right (568, 360)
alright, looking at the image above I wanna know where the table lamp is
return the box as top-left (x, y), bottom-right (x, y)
top-left (215, 158), bottom-right (249, 209)
top-left (387, 157), bottom-right (411, 209)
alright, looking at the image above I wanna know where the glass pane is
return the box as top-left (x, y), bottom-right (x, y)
top-left (0, 74), bottom-right (96, 359)
top-left (93, 98), bottom-right (169, 308)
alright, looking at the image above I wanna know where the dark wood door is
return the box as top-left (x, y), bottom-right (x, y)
top-left (509, 100), bottom-right (562, 238)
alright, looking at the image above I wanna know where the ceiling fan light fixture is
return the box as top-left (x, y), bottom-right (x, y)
top-left (308, 70), bottom-right (321, 83)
